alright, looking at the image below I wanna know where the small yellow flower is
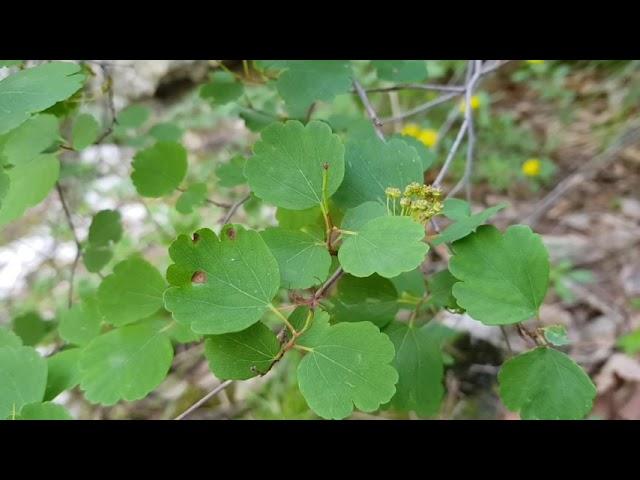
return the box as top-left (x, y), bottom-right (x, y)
top-left (401, 123), bottom-right (421, 138)
top-left (459, 95), bottom-right (481, 113)
top-left (522, 158), bottom-right (542, 177)
top-left (526, 60), bottom-right (545, 64)
top-left (417, 128), bottom-right (438, 148)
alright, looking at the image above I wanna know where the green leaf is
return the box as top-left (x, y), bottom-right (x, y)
top-left (542, 325), bottom-right (570, 346)
top-left (372, 60), bottom-right (428, 82)
top-left (245, 120), bottom-right (345, 210)
top-left (390, 134), bottom-right (435, 171)
top-left (44, 348), bottom-right (81, 401)
top-left (0, 172), bottom-right (8, 208)
top-left (215, 155), bottom-right (246, 188)
top-left (386, 321), bottom-right (444, 417)
top-left (97, 257), bottom-right (166, 327)
top-left (433, 199), bottom-right (507, 245)
top-left (204, 321), bottom-right (281, 380)
top-left (149, 122), bottom-right (183, 142)
top-left (618, 329), bottom-right (640, 355)
top-left (449, 225), bottom-right (550, 325)
top-left (296, 315), bottom-right (398, 419)
top-left (0, 346), bottom-right (48, 419)
top-left (498, 347), bottom-right (596, 419)
top-left (333, 136), bottom-right (423, 209)
top-left (83, 245), bottom-right (113, 273)
top-left (200, 71), bottom-right (243, 105)
top-left (340, 201), bottom-right (387, 232)
top-left (164, 226), bottom-right (280, 334)
top-left (261, 227), bottom-right (331, 289)
top-left (427, 269), bottom-right (462, 311)
top-left (79, 321), bottom-right (174, 406)
top-left (0, 153), bottom-right (59, 227)
top-left (58, 296), bottom-right (102, 346)
top-left (338, 216), bottom-right (428, 278)
top-left (163, 320), bottom-right (202, 344)
top-left (12, 311), bottom-right (53, 346)
top-left (332, 274), bottom-right (398, 328)
top-left (0, 61), bottom-right (85, 134)
top-left (1, 114), bottom-right (59, 165)
top-left (117, 104), bottom-right (150, 128)
top-left (17, 402), bottom-right (72, 420)
top-left (88, 209), bottom-right (122, 247)
top-left (72, 113), bottom-right (99, 150)
top-left (131, 141), bottom-right (188, 197)
top-left (390, 268), bottom-right (426, 298)
top-left (239, 108), bottom-right (277, 132)
top-left (276, 206), bottom-right (325, 232)
top-left (274, 61), bottom-right (352, 117)
top-left (0, 326), bottom-right (22, 347)
top-left (0, 60), bottom-right (23, 68)
top-left (176, 182), bottom-right (207, 214)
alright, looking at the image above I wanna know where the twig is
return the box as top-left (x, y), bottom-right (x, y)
top-left (174, 380), bottom-right (234, 420)
top-left (359, 83), bottom-right (466, 94)
top-left (353, 79), bottom-right (385, 141)
top-left (433, 117), bottom-right (469, 188)
top-left (95, 62), bottom-right (117, 144)
top-left (55, 182), bottom-right (82, 308)
top-left (176, 187), bottom-right (231, 208)
top-left (219, 192), bottom-right (251, 225)
top-left (381, 92), bottom-right (461, 124)
top-left (313, 267), bottom-right (344, 302)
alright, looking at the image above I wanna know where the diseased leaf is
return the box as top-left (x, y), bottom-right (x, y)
top-left (433, 199), bottom-right (507, 245)
top-left (78, 320), bottom-right (173, 406)
top-left (498, 347), bottom-right (596, 419)
top-left (97, 257), bottom-right (166, 327)
top-left (204, 321), bottom-right (280, 380)
top-left (386, 321), bottom-right (444, 417)
top-left (0, 346), bottom-right (47, 419)
top-left (131, 141), bottom-right (188, 197)
top-left (449, 225), bottom-right (549, 325)
top-left (333, 136), bottom-right (423, 209)
top-left (0, 61), bottom-right (85, 134)
top-left (164, 226), bottom-right (280, 334)
top-left (245, 120), bottom-right (345, 210)
top-left (261, 227), bottom-right (331, 289)
top-left (338, 216), bottom-right (428, 278)
top-left (296, 315), bottom-right (398, 419)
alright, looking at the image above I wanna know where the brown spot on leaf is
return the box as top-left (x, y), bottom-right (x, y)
top-left (192, 232), bottom-right (200, 243)
top-left (322, 162), bottom-right (329, 170)
top-left (191, 271), bottom-right (207, 284)
top-left (226, 228), bottom-right (236, 240)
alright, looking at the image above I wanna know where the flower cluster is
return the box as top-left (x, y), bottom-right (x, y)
top-left (458, 95), bottom-right (481, 113)
top-left (386, 182), bottom-right (443, 224)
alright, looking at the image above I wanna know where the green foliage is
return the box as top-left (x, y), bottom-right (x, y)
top-left (0, 59), bottom-right (600, 421)
top-left (296, 315), bottom-right (398, 419)
top-left (449, 225), bottom-right (549, 325)
top-left (338, 216), bottom-right (429, 278)
top-left (164, 226), bottom-right (280, 334)
top-left (498, 347), bottom-right (596, 419)
top-left (245, 120), bottom-right (345, 210)
top-left (0, 61), bottom-right (85, 134)
top-left (131, 141), bottom-right (188, 197)
top-left (204, 321), bottom-right (280, 380)
top-left (617, 329), bottom-right (640, 355)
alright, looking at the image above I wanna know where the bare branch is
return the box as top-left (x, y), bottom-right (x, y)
top-left (174, 380), bottom-right (234, 420)
top-left (219, 192), bottom-right (251, 225)
top-left (380, 92), bottom-right (461, 125)
top-left (55, 182), bottom-right (83, 308)
top-left (353, 79), bottom-right (385, 140)
top-left (359, 83), bottom-right (466, 94)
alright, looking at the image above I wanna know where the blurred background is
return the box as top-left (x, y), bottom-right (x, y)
top-left (1, 60), bottom-right (639, 419)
